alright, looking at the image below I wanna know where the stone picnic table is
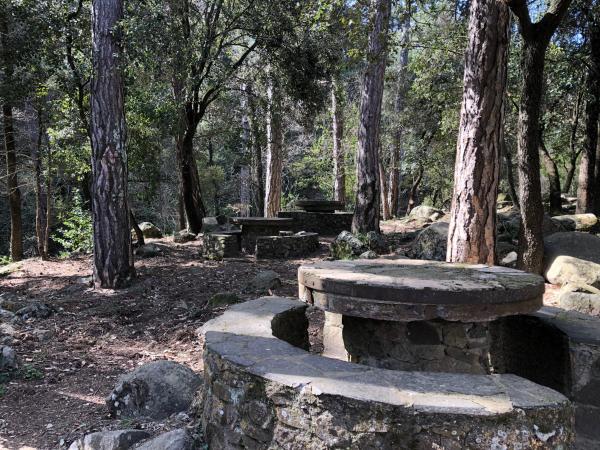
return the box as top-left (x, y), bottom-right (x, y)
top-left (229, 217), bottom-right (294, 253)
top-left (298, 258), bottom-right (544, 322)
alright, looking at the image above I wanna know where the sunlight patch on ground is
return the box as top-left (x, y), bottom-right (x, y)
top-left (56, 390), bottom-right (104, 405)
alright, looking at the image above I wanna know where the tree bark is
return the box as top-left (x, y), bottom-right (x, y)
top-left (247, 84), bottom-right (264, 216)
top-left (447, 0), bottom-right (509, 265)
top-left (34, 107), bottom-right (48, 259)
top-left (503, 138), bottom-right (520, 209)
top-left (90, 0), bottom-right (134, 288)
top-left (379, 160), bottom-right (390, 220)
top-left (264, 77), bottom-right (283, 218)
top-left (352, 0), bottom-right (392, 233)
top-left (3, 104), bottom-right (22, 261)
top-left (175, 128), bottom-right (206, 232)
top-left (563, 87), bottom-right (584, 193)
top-left (332, 78), bottom-right (345, 203)
top-left (540, 138), bottom-right (562, 215)
top-left (130, 209), bottom-right (145, 246)
top-left (507, 0), bottom-right (572, 274)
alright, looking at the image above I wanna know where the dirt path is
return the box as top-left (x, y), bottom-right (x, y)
top-left (0, 239), bottom-right (325, 449)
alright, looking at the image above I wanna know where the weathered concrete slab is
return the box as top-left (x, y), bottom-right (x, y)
top-left (199, 298), bottom-right (573, 449)
top-left (298, 259), bottom-right (544, 321)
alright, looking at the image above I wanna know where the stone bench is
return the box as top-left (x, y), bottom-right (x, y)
top-left (255, 232), bottom-right (319, 259)
top-left (199, 297), bottom-right (573, 449)
top-left (278, 211), bottom-right (353, 236)
top-left (202, 233), bottom-right (240, 259)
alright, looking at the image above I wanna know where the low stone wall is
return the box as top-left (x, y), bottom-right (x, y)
top-left (278, 211), bottom-right (353, 236)
top-left (255, 232), bottom-right (319, 259)
top-left (491, 307), bottom-right (600, 449)
top-left (202, 233), bottom-right (240, 259)
top-left (199, 298), bottom-right (573, 449)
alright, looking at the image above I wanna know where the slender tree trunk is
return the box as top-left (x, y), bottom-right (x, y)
top-left (177, 190), bottom-right (186, 230)
top-left (264, 77), bottom-right (283, 218)
top-left (503, 138), bottom-right (520, 209)
top-left (379, 160), bottom-right (390, 220)
top-left (3, 104), bottom-right (22, 261)
top-left (208, 138), bottom-right (219, 215)
top-left (34, 108), bottom-right (48, 259)
top-left (332, 78), bottom-right (346, 203)
top-left (90, 0), bottom-right (134, 288)
top-left (130, 209), bottom-right (144, 246)
top-left (406, 166), bottom-right (423, 215)
top-left (44, 146), bottom-right (52, 256)
top-left (563, 87), bottom-right (584, 193)
top-left (540, 138), bottom-right (562, 215)
top-left (447, 0), bottom-right (509, 265)
top-left (352, 0), bottom-right (392, 233)
top-left (247, 85), bottom-right (264, 216)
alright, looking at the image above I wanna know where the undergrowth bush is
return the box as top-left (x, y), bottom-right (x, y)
top-left (52, 191), bottom-right (93, 256)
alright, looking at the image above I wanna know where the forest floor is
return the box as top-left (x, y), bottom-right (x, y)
top-left (0, 226), bottom-right (560, 450)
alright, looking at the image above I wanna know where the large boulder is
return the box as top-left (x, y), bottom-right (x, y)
top-left (331, 231), bottom-right (367, 259)
top-left (544, 232), bottom-right (600, 265)
top-left (106, 361), bottom-right (201, 419)
top-left (558, 291), bottom-right (600, 316)
top-left (497, 211), bottom-right (567, 240)
top-left (173, 230), bottom-right (196, 244)
top-left (411, 222), bottom-right (449, 261)
top-left (0, 345), bottom-right (17, 370)
top-left (245, 270), bottom-right (281, 293)
top-left (551, 213), bottom-right (598, 232)
top-left (68, 430), bottom-right (150, 450)
top-left (408, 205), bottom-right (443, 220)
top-left (135, 244), bottom-right (163, 258)
top-left (133, 429), bottom-right (194, 450)
top-left (544, 255), bottom-right (600, 288)
top-left (138, 222), bottom-right (163, 239)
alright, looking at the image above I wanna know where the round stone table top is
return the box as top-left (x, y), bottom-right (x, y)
top-left (230, 217), bottom-right (294, 227)
top-left (295, 200), bottom-right (345, 212)
top-left (298, 259), bottom-right (544, 322)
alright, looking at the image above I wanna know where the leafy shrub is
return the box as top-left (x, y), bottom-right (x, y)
top-left (52, 191), bottom-right (93, 255)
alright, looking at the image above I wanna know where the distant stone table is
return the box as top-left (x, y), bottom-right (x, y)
top-left (230, 217), bottom-right (294, 253)
top-left (295, 199), bottom-right (345, 213)
top-left (299, 259), bottom-right (545, 374)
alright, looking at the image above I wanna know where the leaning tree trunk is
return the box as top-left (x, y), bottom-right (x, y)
top-left (540, 139), bottom-right (562, 215)
top-left (446, 0), bottom-right (509, 265)
top-left (352, 0), bottom-right (392, 233)
top-left (3, 104), bottom-right (22, 261)
top-left (90, 0), bottom-right (134, 288)
top-left (332, 78), bottom-right (346, 203)
top-left (406, 166), bottom-right (423, 215)
top-left (264, 78), bottom-right (283, 218)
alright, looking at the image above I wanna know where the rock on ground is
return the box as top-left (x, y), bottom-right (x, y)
top-left (552, 213), bottom-right (598, 232)
top-left (559, 291), bottom-right (600, 316)
top-left (358, 250), bottom-right (378, 259)
top-left (135, 244), bottom-right (163, 258)
top-left (411, 222), bottom-right (448, 261)
top-left (133, 429), bottom-right (194, 450)
top-left (106, 360), bottom-right (201, 419)
top-left (15, 302), bottom-right (53, 320)
top-left (173, 230), bottom-right (196, 244)
top-left (331, 231), bottom-right (367, 259)
top-left (245, 270), bottom-right (281, 293)
top-left (545, 255), bottom-right (600, 288)
top-left (68, 429), bottom-right (150, 450)
top-left (545, 232), bottom-right (600, 265)
top-left (366, 231), bottom-right (387, 253)
top-left (408, 205), bottom-right (443, 220)
top-left (0, 345), bottom-right (17, 370)
top-left (138, 222), bottom-right (163, 239)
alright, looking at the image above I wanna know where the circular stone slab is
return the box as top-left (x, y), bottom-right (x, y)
top-left (298, 259), bottom-right (544, 321)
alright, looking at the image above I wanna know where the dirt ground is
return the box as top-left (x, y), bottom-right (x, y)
top-left (0, 226), bottom-right (560, 449)
top-left (0, 238), bottom-right (326, 450)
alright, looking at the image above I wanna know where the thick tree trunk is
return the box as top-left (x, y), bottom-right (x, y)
top-left (247, 85), bottom-right (264, 216)
top-left (332, 78), bottom-right (346, 203)
top-left (264, 78), bottom-right (283, 218)
top-left (176, 129), bottom-right (206, 233)
top-left (540, 139), bottom-right (562, 215)
top-left (90, 0), bottom-right (134, 288)
top-left (406, 166), bottom-right (424, 215)
top-left (379, 160), bottom-right (390, 220)
top-left (352, 0), bottom-right (391, 233)
top-left (447, 0), bottom-right (509, 265)
top-left (3, 104), bottom-right (22, 261)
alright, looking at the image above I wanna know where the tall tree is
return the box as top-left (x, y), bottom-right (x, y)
top-left (264, 77), bottom-right (284, 217)
top-left (577, 7), bottom-right (600, 213)
top-left (505, 0), bottom-right (572, 274)
top-left (331, 77), bottom-right (345, 203)
top-left (447, 0), bottom-right (509, 265)
top-left (90, 0), bottom-right (134, 288)
top-left (352, 0), bottom-right (392, 233)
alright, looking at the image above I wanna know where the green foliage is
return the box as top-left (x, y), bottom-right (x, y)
top-left (21, 365), bottom-right (43, 381)
top-left (0, 256), bottom-right (10, 266)
top-left (52, 191), bottom-right (93, 255)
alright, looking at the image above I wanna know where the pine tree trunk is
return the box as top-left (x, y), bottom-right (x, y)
top-left (264, 78), bottom-right (283, 218)
top-left (563, 88), bottom-right (583, 194)
top-left (515, 41), bottom-right (548, 274)
top-left (3, 104), bottom-right (23, 261)
top-left (34, 109), bottom-right (47, 259)
top-left (578, 12), bottom-right (600, 213)
top-left (130, 209), bottom-right (145, 246)
top-left (352, 0), bottom-right (391, 233)
top-left (379, 160), bottom-right (390, 220)
top-left (44, 147), bottom-right (52, 256)
top-left (503, 138), bottom-right (520, 209)
top-left (332, 78), bottom-right (345, 203)
top-left (177, 190), bottom-right (186, 231)
top-left (90, 0), bottom-right (134, 288)
top-left (540, 139), bottom-right (562, 215)
top-left (406, 166), bottom-right (423, 215)
top-left (447, 0), bottom-right (509, 265)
